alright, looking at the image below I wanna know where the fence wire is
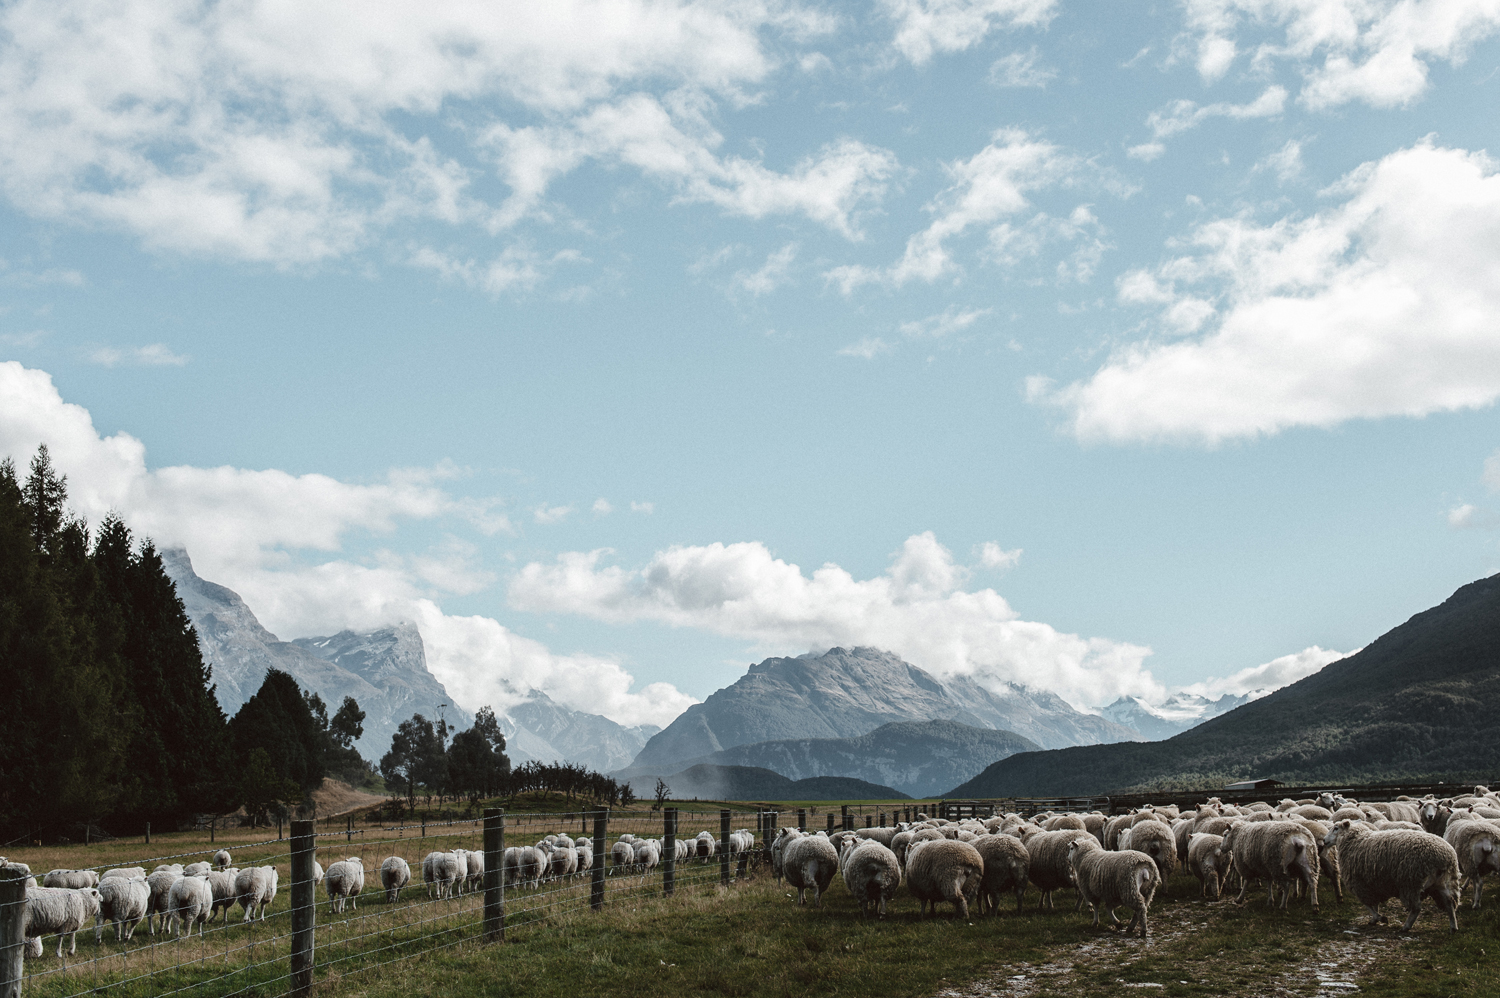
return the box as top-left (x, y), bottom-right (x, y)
top-left (3, 808), bottom-right (779, 998)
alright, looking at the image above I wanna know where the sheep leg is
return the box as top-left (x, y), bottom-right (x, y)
top-left (1472, 876), bottom-right (1484, 910)
top-left (954, 890), bottom-right (969, 921)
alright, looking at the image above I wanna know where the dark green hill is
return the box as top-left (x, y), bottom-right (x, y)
top-left (947, 573), bottom-right (1500, 797)
top-left (664, 764), bottom-right (910, 801)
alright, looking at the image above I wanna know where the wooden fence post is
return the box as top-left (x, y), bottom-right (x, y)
top-left (826, 813), bottom-right (834, 834)
top-left (663, 808), bottom-right (677, 897)
top-left (719, 810), bottom-right (731, 886)
top-left (290, 819), bottom-right (317, 998)
top-left (145, 821), bottom-right (150, 845)
top-left (797, 808), bottom-right (806, 832)
top-left (483, 808), bottom-right (504, 942)
top-left (0, 865), bottom-right (26, 998)
top-left (591, 810), bottom-right (607, 911)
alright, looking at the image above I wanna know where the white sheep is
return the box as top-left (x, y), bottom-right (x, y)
top-left (1187, 833), bottom-right (1227, 900)
top-left (1124, 820), bottom-right (1177, 890)
top-left (1324, 820), bottom-right (1461, 931)
top-left (43, 869), bottom-right (99, 889)
top-left (462, 850), bottom-right (485, 893)
top-left (450, 850), bottom-right (470, 895)
top-left (840, 839), bottom-right (901, 918)
top-left (576, 841), bottom-right (595, 873)
top-left (235, 866), bottom-right (279, 922)
top-left (311, 859), bottom-right (325, 887)
top-left (213, 849), bottom-right (232, 870)
top-left (24, 885), bottom-right (101, 957)
top-left (783, 834), bottom-right (838, 907)
top-left (1443, 816), bottom-right (1500, 908)
top-left (502, 846), bottom-right (544, 889)
top-left (1223, 820), bottom-right (1320, 912)
top-left (101, 867), bottom-right (146, 882)
top-left (610, 840), bottom-right (635, 875)
top-left (325, 859), bottom-right (364, 913)
top-left (95, 877), bottom-right (149, 942)
top-left (974, 834), bottom-right (1030, 915)
top-left (1023, 829), bottom-right (1094, 910)
top-left (204, 868), bottom-right (239, 923)
top-left (905, 839), bottom-right (984, 920)
top-left (421, 852), bottom-right (459, 899)
top-left (146, 868), bottom-right (182, 935)
top-left (772, 827), bottom-right (801, 884)
top-left (695, 831), bottom-right (715, 862)
top-left (1068, 838), bottom-right (1158, 937)
top-left (551, 844), bottom-right (579, 880)
top-left (381, 856), bottom-right (412, 902)
top-left (183, 861), bottom-right (212, 878)
top-left (168, 876), bottom-right (213, 938)
top-left (632, 840), bottom-right (660, 876)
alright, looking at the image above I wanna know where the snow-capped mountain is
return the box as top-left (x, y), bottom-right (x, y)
top-left (1100, 690), bottom-right (1268, 741)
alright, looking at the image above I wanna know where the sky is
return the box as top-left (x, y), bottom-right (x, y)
top-left (2, 0), bottom-right (1500, 730)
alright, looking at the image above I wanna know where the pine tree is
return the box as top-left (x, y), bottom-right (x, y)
top-left (22, 444), bottom-right (68, 557)
top-left (230, 669), bottom-right (327, 798)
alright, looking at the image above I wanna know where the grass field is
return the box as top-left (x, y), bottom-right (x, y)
top-left (9, 811), bottom-right (1499, 998)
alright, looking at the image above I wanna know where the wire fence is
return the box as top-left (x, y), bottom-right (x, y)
top-left (0, 807), bottom-right (788, 998)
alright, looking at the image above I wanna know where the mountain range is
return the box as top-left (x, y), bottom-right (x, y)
top-left (948, 572), bottom-right (1500, 797)
top-left (162, 549), bottom-right (655, 772)
top-left (1100, 690), bottom-right (1264, 740)
top-left (659, 764), bottom-right (910, 802)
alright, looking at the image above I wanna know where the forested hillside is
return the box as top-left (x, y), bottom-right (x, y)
top-left (948, 572), bottom-right (1500, 797)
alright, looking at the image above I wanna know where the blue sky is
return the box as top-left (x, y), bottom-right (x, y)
top-left (3, 0), bottom-right (1499, 728)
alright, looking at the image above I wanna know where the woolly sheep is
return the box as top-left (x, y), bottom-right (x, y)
top-left (450, 851), bottom-right (470, 895)
top-left (772, 827), bottom-right (801, 884)
top-left (1223, 820), bottom-right (1319, 912)
top-left (840, 840), bottom-right (901, 918)
top-left (1293, 818), bottom-right (1343, 903)
top-left (1124, 820), bottom-right (1177, 890)
top-left (1068, 839), bottom-right (1158, 937)
top-left (632, 840), bottom-right (660, 875)
top-left (381, 857), bottom-right (412, 903)
top-left (101, 867), bottom-right (146, 882)
top-left (888, 830), bottom-right (914, 866)
top-left (695, 831), bottom-right (714, 862)
top-left (1187, 833), bottom-right (1227, 900)
top-left (1045, 814), bottom-right (1086, 832)
top-left (95, 876), bottom-right (149, 942)
top-left (422, 852), bottom-right (459, 898)
top-left (611, 840), bottom-right (635, 874)
top-left (183, 862), bottom-right (212, 878)
top-left (782, 834), bottom-right (839, 907)
top-left (311, 860), bottom-right (324, 886)
top-left (503, 846), bottom-right (544, 888)
top-left (906, 839), bottom-right (983, 920)
top-left (1291, 805), bottom-right (1333, 822)
top-left (974, 834), bottom-right (1029, 915)
top-left (1324, 820), bottom-right (1460, 931)
top-left (1025, 829), bottom-right (1094, 910)
top-left (1082, 813), bottom-right (1107, 845)
top-left (24, 885), bottom-right (100, 958)
top-left (235, 866), bottom-right (279, 922)
top-left (1443, 817), bottom-right (1500, 908)
top-left (325, 859), bottom-right (364, 914)
top-left (213, 850), bottom-right (232, 870)
top-left (168, 876), bottom-right (213, 938)
top-left (551, 844), bottom-right (579, 880)
top-left (204, 869), bottom-right (239, 923)
top-left (1102, 814), bottom-right (1134, 851)
top-left (854, 826), bottom-right (898, 847)
top-left (43, 869), bottom-right (99, 890)
top-left (576, 841), bottom-right (595, 873)
top-left (146, 868), bottom-right (181, 935)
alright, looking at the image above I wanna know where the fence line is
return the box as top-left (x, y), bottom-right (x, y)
top-left (1, 806), bottom-right (780, 998)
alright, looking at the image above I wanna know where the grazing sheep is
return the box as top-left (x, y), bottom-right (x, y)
top-left (905, 839), bottom-right (984, 920)
top-left (782, 835), bottom-right (839, 907)
top-left (633, 840), bottom-right (660, 876)
top-left (422, 852), bottom-right (460, 898)
top-left (854, 826), bottom-right (898, 847)
top-left (1045, 814), bottom-right (1086, 832)
top-left (503, 846), bottom-right (544, 888)
top-left (154, 863), bottom-right (184, 874)
top-left (1323, 820), bottom-right (1461, 932)
top-left (1294, 819), bottom-right (1343, 902)
top-left (695, 831), bottom-right (715, 862)
top-left (974, 834), bottom-right (1030, 915)
top-left (24, 886), bottom-right (101, 957)
top-left (1224, 820), bottom-right (1320, 912)
top-left (1291, 805), bottom-right (1333, 822)
top-left (840, 840), bottom-right (902, 918)
top-left (168, 876), bottom-right (213, 938)
top-left (214, 850), bottom-right (232, 870)
top-left (611, 840), bottom-right (635, 874)
top-left (381, 857), bottom-right (412, 903)
top-left (1068, 839), bottom-right (1158, 937)
top-left (203, 869), bottom-right (240, 924)
top-left (43, 869), bottom-right (99, 890)
top-left (551, 844), bottom-right (579, 880)
top-left (576, 842), bottom-right (595, 873)
top-left (1187, 833), bottom-right (1227, 900)
top-left (324, 859), bottom-right (364, 914)
top-left (146, 868), bottom-right (182, 935)
top-left (1443, 817), bottom-right (1500, 908)
top-left (449, 851), bottom-right (470, 895)
top-left (889, 830), bottom-right (915, 866)
top-left (772, 828), bottom-right (801, 884)
top-left (1102, 814), bottom-right (1134, 851)
top-left (235, 866), bottom-right (279, 922)
top-left (95, 876), bottom-right (150, 942)
top-left (1126, 820), bottom-right (1177, 889)
top-left (101, 867), bottom-right (146, 882)
top-left (1024, 829), bottom-right (1094, 910)
top-left (183, 862), bottom-right (212, 878)
top-left (311, 860), bottom-right (324, 886)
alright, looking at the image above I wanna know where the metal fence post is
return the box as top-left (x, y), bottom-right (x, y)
top-left (483, 808), bottom-right (504, 941)
top-left (591, 810), bottom-right (607, 911)
top-left (797, 808), bottom-right (806, 832)
top-left (1, 866), bottom-right (26, 998)
top-left (290, 819), bottom-right (317, 998)
top-left (719, 809), bottom-right (731, 886)
top-left (663, 808), bottom-right (677, 897)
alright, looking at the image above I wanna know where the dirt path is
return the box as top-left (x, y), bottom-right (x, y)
top-left (311, 778), bottom-right (388, 818)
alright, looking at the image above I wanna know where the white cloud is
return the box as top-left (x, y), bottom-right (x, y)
top-left (1145, 85), bottom-right (1287, 141)
top-left (826, 129), bottom-right (1087, 292)
top-left (533, 503), bottom-right (573, 525)
top-left (900, 306), bottom-right (992, 339)
top-left (884, 0), bottom-right (1058, 65)
top-left (1256, 138), bottom-right (1305, 182)
top-left (508, 531), bottom-right (1161, 709)
top-left (0, 0), bottom-right (868, 265)
top-left (592, 498), bottom-right (614, 516)
top-left (1449, 502), bottom-right (1480, 528)
top-left (1180, 0), bottom-right (1500, 108)
top-left (978, 541), bottom-right (1022, 568)
top-left (86, 343), bottom-right (190, 367)
top-left (988, 46), bottom-right (1057, 87)
top-left (1127, 142), bottom-right (1166, 162)
top-left (1182, 645), bottom-right (1350, 698)
top-left (0, 360), bottom-right (691, 728)
top-left (629, 500), bottom-right (654, 514)
top-left (734, 242), bottom-right (799, 296)
top-left (1035, 142), bottom-right (1500, 444)
top-left (837, 336), bottom-right (895, 359)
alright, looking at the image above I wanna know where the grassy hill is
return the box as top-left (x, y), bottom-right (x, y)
top-left (663, 764), bottom-right (911, 801)
top-left (948, 572), bottom-right (1500, 797)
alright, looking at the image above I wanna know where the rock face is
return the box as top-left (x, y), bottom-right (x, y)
top-left (161, 548), bottom-right (471, 761)
top-left (623, 719), bottom-right (1039, 799)
top-left (1100, 691), bottom-right (1263, 741)
top-left (626, 647), bottom-right (1138, 774)
top-left (502, 691), bottom-right (659, 774)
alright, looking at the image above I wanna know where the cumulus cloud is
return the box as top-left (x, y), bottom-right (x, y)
top-left (630, 500), bottom-right (654, 514)
top-left (87, 343), bottom-right (190, 367)
top-left (1180, 0), bottom-right (1500, 107)
top-left (826, 129), bottom-right (1098, 292)
top-left (0, 360), bottom-right (693, 727)
top-left (734, 242), bottom-right (799, 296)
top-left (988, 47), bottom-right (1056, 87)
top-left (837, 336), bottom-right (895, 359)
top-left (533, 504), bottom-right (573, 525)
top-left (1033, 141), bottom-right (1500, 444)
top-left (1144, 85), bottom-right (1287, 140)
top-left (0, 0), bottom-right (874, 265)
top-left (508, 530), bottom-right (1162, 709)
top-left (1256, 138), bottom-right (1305, 182)
top-left (978, 541), bottom-right (1022, 568)
top-left (884, 0), bottom-right (1058, 65)
top-left (1182, 645), bottom-right (1351, 698)
top-left (592, 498), bottom-right (614, 516)
top-left (900, 306), bottom-right (992, 339)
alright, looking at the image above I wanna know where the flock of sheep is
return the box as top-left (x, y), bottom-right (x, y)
top-left (771, 786), bottom-right (1500, 937)
top-left (8, 787), bottom-right (1494, 958)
